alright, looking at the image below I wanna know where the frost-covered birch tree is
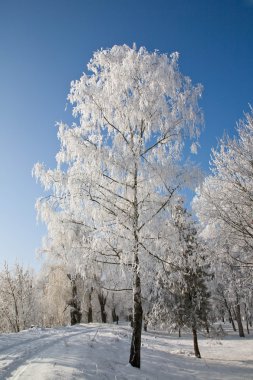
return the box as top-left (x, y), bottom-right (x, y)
top-left (193, 109), bottom-right (253, 267)
top-left (34, 44), bottom-right (203, 368)
top-left (193, 109), bottom-right (253, 336)
top-left (0, 263), bottom-right (36, 332)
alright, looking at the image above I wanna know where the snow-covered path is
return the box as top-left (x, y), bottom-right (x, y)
top-left (0, 325), bottom-right (96, 379)
top-left (0, 323), bottom-right (252, 379)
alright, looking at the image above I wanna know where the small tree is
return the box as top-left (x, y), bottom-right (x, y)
top-left (0, 263), bottom-right (36, 332)
top-left (150, 202), bottom-right (210, 358)
top-left (37, 264), bottom-right (71, 327)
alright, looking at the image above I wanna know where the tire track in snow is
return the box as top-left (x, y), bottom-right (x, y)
top-left (0, 332), bottom-right (54, 355)
top-left (0, 326), bottom-right (98, 379)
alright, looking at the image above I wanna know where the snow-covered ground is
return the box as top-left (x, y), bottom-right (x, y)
top-left (0, 323), bottom-right (252, 379)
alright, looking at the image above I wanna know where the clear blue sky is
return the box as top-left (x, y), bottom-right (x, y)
top-left (0, 0), bottom-right (253, 269)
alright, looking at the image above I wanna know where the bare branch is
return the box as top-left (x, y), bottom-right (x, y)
top-left (100, 286), bottom-right (132, 292)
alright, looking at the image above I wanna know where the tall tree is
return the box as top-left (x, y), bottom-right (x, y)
top-left (34, 44), bottom-right (203, 368)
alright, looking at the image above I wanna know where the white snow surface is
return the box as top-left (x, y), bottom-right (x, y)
top-left (0, 323), bottom-right (252, 379)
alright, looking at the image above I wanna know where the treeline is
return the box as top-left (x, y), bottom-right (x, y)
top-left (0, 262), bottom-right (131, 332)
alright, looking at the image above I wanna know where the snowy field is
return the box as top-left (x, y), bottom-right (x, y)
top-left (0, 323), bottom-right (252, 380)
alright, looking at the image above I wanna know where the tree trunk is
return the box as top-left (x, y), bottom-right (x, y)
top-left (97, 291), bottom-right (107, 323)
top-left (87, 288), bottom-right (93, 323)
top-left (178, 327), bottom-right (181, 338)
top-left (224, 297), bottom-right (236, 331)
top-left (235, 303), bottom-right (245, 337)
top-left (129, 162), bottom-right (143, 368)
top-left (244, 303), bottom-right (250, 334)
top-left (129, 267), bottom-right (143, 368)
top-left (192, 327), bottom-right (201, 358)
top-left (231, 318), bottom-right (237, 332)
top-left (67, 274), bottom-right (82, 325)
top-left (249, 315), bottom-right (252, 328)
top-left (232, 306), bottom-right (237, 321)
top-left (246, 315), bottom-right (250, 335)
top-left (88, 307), bottom-right (93, 323)
top-left (112, 307), bottom-right (117, 322)
top-left (14, 298), bottom-right (20, 332)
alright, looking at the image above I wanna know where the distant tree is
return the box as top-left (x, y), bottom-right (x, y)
top-left (34, 45), bottom-right (203, 368)
top-left (211, 279), bottom-right (237, 331)
top-left (37, 264), bottom-right (71, 327)
top-left (0, 263), bottom-right (36, 332)
top-left (211, 258), bottom-right (249, 337)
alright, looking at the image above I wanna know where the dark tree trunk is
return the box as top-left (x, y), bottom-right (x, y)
top-left (223, 297), bottom-right (236, 331)
top-left (70, 308), bottom-right (82, 325)
top-left (101, 308), bottom-right (107, 323)
top-left (143, 314), bottom-right (148, 332)
top-left (14, 299), bottom-right (20, 332)
top-left (244, 303), bottom-right (250, 335)
top-left (235, 303), bottom-right (245, 337)
top-left (112, 307), bottom-right (117, 323)
top-left (178, 327), bottom-right (181, 338)
top-left (230, 314), bottom-right (237, 332)
top-left (232, 306), bottom-right (237, 321)
top-left (97, 291), bottom-right (107, 323)
top-left (87, 288), bottom-right (93, 323)
top-left (9, 285), bottom-right (20, 332)
top-left (88, 307), bottom-right (93, 323)
top-left (192, 327), bottom-right (201, 358)
top-left (129, 314), bottom-right (133, 327)
top-left (129, 266), bottom-right (143, 368)
top-left (246, 316), bottom-right (250, 335)
top-left (203, 314), bottom-right (209, 335)
top-left (67, 274), bottom-right (82, 325)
